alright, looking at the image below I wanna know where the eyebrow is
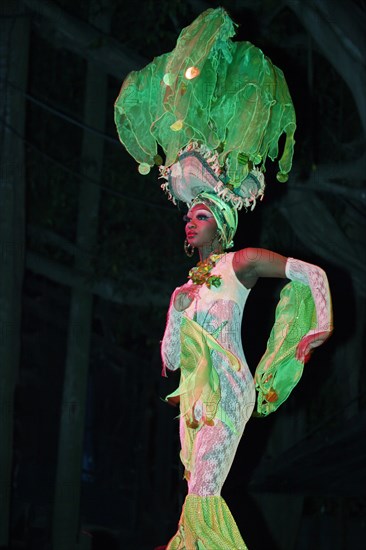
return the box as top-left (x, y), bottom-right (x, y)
top-left (187, 209), bottom-right (213, 217)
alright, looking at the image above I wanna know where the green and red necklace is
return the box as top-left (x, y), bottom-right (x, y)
top-left (188, 253), bottom-right (225, 288)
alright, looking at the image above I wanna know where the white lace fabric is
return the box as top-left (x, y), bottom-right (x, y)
top-left (285, 257), bottom-right (333, 347)
top-left (161, 253), bottom-right (256, 496)
top-left (161, 289), bottom-right (183, 375)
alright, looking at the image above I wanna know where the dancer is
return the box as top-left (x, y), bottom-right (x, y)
top-left (114, 8), bottom-right (333, 548)
top-left (159, 191), bottom-right (331, 549)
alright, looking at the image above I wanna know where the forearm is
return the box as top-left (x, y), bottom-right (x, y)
top-left (161, 291), bottom-right (183, 375)
top-left (285, 258), bottom-right (333, 332)
top-left (285, 257), bottom-right (333, 360)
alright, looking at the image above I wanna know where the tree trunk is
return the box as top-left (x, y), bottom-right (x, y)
top-left (0, 2), bottom-right (28, 545)
top-left (52, 3), bottom-right (110, 549)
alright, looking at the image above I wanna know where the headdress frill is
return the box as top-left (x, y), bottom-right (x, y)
top-left (114, 7), bottom-right (296, 210)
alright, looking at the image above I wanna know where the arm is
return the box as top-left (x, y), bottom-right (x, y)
top-left (161, 284), bottom-right (201, 406)
top-left (233, 247), bottom-right (287, 287)
top-left (161, 289), bottom-right (183, 376)
top-left (234, 248), bottom-right (333, 361)
top-left (285, 257), bottom-right (333, 361)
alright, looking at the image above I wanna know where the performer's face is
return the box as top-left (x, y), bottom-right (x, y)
top-left (185, 204), bottom-right (218, 247)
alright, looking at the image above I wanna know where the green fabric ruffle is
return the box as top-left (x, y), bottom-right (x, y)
top-left (166, 494), bottom-right (248, 550)
top-left (166, 314), bottom-right (241, 429)
top-left (114, 7), bottom-right (296, 186)
top-left (255, 281), bottom-right (317, 416)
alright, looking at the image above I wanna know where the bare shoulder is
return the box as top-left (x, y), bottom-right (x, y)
top-left (232, 249), bottom-right (259, 288)
top-left (233, 248), bottom-right (259, 274)
top-left (233, 247), bottom-right (288, 280)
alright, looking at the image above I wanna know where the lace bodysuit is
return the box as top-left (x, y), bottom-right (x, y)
top-left (161, 252), bottom-right (256, 497)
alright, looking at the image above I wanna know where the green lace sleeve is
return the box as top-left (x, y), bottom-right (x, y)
top-left (255, 281), bottom-right (317, 416)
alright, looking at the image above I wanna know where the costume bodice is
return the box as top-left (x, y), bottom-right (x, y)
top-left (181, 252), bottom-right (251, 362)
top-left (161, 251), bottom-right (256, 499)
top-left (184, 252), bottom-right (250, 312)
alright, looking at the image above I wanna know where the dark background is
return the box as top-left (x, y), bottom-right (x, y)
top-left (1, 0), bottom-right (365, 549)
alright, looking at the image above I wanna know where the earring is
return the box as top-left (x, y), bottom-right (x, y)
top-left (184, 239), bottom-right (194, 257)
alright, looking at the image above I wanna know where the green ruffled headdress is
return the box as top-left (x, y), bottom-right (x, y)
top-left (114, 7), bottom-right (296, 210)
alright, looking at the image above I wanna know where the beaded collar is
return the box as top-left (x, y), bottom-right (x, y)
top-left (188, 253), bottom-right (225, 288)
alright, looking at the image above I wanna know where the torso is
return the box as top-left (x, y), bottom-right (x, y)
top-left (172, 252), bottom-right (256, 496)
top-left (175, 252), bottom-right (252, 365)
top-left (183, 252), bottom-right (250, 311)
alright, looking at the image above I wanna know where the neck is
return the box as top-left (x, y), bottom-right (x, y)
top-left (198, 244), bottom-right (224, 262)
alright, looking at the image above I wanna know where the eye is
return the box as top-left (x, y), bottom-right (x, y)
top-left (197, 214), bottom-right (209, 220)
top-left (183, 215), bottom-right (190, 222)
